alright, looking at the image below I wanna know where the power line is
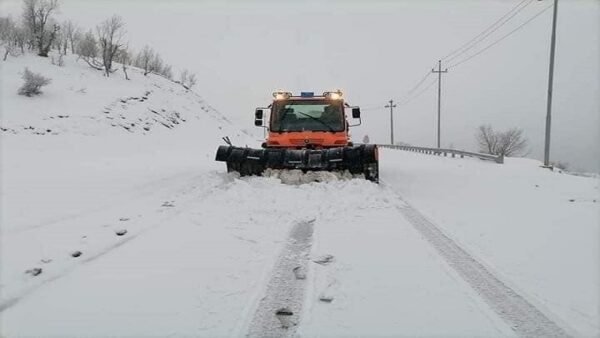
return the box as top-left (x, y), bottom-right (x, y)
top-left (383, 0), bottom-right (547, 117)
top-left (447, 3), bottom-right (553, 69)
top-left (360, 105), bottom-right (386, 111)
top-left (443, 0), bottom-right (535, 63)
top-left (392, 67), bottom-right (435, 104)
top-left (404, 70), bottom-right (433, 97)
top-left (442, 0), bottom-right (529, 60)
top-left (399, 77), bottom-right (437, 106)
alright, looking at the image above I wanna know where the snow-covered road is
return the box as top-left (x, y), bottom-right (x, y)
top-left (1, 127), bottom-right (598, 337)
top-left (4, 137), bottom-right (595, 336)
top-left (0, 168), bottom-right (514, 337)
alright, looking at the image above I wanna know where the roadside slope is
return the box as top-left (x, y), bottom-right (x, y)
top-left (381, 149), bottom-right (599, 336)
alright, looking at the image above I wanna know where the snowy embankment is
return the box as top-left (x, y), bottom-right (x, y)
top-left (1, 52), bottom-right (247, 232)
top-left (382, 149), bottom-right (599, 337)
top-left (1, 53), bottom-right (598, 337)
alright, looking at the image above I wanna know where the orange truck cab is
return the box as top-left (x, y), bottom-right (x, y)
top-left (215, 90), bottom-right (379, 182)
top-left (255, 91), bottom-right (360, 149)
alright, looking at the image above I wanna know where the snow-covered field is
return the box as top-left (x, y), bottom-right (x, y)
top-left (1, 54), bottom-right (598, 337)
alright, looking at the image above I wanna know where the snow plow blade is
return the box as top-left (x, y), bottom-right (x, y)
top-left (215, 144), bottom-right (379, 183)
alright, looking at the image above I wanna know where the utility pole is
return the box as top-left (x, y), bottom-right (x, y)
top-left (544, 0), bottom-right (559, 167)
top-left (432, 60), bottom-right (448, 149)
top-left (385, 99), bottom-right (397, 144)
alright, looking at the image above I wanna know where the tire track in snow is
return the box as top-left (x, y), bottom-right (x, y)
top-left (7, 170), bottom-right (202, 235)
top-left (393, 196), bottom-right (572, 338)
top-left (247, 219), bottom-right (315, 338)
top-left (0, 232), bottom-right (139, 313)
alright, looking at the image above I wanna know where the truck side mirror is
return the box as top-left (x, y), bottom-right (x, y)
top-left (352, 107), bottom-right (361, 119)
top-left (254, 109), bottom-right (264, 127)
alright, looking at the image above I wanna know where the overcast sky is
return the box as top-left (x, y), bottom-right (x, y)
top-left (2, 0), bottom-right (598, 172)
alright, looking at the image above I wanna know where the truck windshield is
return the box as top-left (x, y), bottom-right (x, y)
top-left (270, 100), bottom-right (345, 132)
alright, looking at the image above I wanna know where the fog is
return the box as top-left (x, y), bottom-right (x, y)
top-left (2, 0), bottom-right (598, 172)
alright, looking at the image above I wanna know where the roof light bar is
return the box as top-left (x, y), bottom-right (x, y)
top-left (273, 91), bottom-right (292, 100)
top-left (323, 89), bottom-right (343, 100)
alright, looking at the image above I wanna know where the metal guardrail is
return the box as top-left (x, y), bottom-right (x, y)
top-left (379, 144), bottom-right (504, 164)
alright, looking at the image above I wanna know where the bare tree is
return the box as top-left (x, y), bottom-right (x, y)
top-left (178, 69), bottom-right (197, 89)
top-left (62, 19), bottom-right (79, 54)
top-left (476, 125), bottom-right (498, 155)
top-left (161, 64), bottom-right (172, 80)
top-left (134, 45), bottom-right (172, 78)
top-left (52, 18), bottom-right (66, 53)
top-left (57, 20), bottom-right (68, 54)
top-left (22, 0), bottom-right (60, 57)
top-left (77, 29), bottom-right (103, 70)
top-left (179, 69), bottom-right (188, 83)
top-left (70, 29), bottom-right (81, 54)
top-left (96, 15), bottom-right (125, 77)
top-left (150, 52), bottom-right (163, 74)
top-left (115, 45), bottom-right (132, 80)
top-left (134, 45), bottom-right (154, 75)
top-left (476, 125), bottom-right (528, 157)
top-left (0, 16), bottom-right (17, 60)
top-left (0, 17), bottom-right (28, 59)
top-left (13, 23), bottom-right (27, 53)
top-left (499, 128), bottom-right (528, 156)
top-left (187, 72), bottom-right (196, 88)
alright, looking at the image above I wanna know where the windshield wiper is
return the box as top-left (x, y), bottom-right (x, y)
top-left (293, 111), bottom-right (336, 132)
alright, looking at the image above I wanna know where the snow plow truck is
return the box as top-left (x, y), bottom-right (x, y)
top-left (215, 90), bottom-right (379, 182)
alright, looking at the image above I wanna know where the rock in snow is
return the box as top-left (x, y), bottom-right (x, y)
top-left (115, 229), bottom-right (128, 236)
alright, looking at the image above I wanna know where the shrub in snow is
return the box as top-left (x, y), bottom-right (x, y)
top-left (476, 124), bottom-right (528, 157)
top-left (18, 68), bottom-right (51, 97)
top-left (551, 161), bottom-right (569, 171)
top-left (179, 69), bottom-right (197, 89)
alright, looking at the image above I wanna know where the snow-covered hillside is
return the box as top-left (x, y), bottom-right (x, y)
top-left (1, 53), bottom-right (598, 337)
top-left (1, 52), bottom-right (250, 228)
top-left (1, 53), bottom-right (234, 136)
